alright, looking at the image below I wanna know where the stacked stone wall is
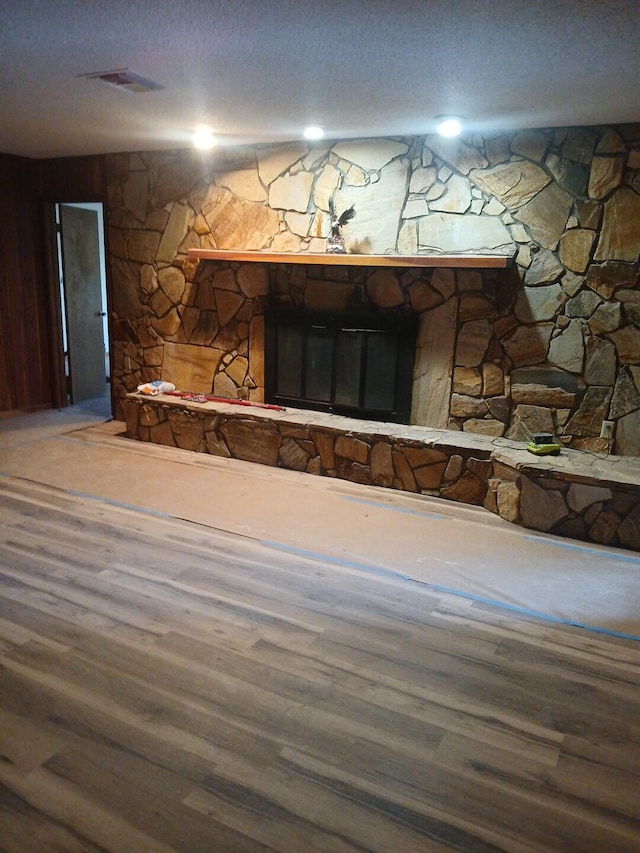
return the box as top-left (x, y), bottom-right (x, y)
top-left (107, 124), bottom-right (640, 455)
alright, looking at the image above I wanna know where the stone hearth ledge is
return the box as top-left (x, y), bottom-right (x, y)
top-left (123, 393), bottom-right (640, 552)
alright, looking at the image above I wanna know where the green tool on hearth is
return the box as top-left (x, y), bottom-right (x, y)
top-left (527, 433), bottom-right (562, 456)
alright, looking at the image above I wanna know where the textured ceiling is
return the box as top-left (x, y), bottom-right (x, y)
top-left (1, 0), bottom-right (639, 159)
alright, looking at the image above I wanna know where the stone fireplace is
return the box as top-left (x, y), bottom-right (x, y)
top-left (152, 252), bottom-right (520, 441)
top-left (107, 126), bottom-right (640, 456)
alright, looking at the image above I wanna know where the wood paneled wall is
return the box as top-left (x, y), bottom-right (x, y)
top-left (0, 154), bottom-right (51, 413)
top-left (40, 155), bottom-right (105, 203)
top-left (0, 153), bottom-right (107, 415)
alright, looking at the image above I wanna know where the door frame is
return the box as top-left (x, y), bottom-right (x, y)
top-left (43, 199), bottom-right (113, 413)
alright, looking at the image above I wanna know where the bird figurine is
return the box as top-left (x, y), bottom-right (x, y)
top-left (327, 198), bottom-right (356, 254)
top-left (328, 198), bottom-right (356, 236)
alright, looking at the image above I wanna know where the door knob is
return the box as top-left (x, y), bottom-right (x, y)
top-left (95, 311), bottom-right (107, 317)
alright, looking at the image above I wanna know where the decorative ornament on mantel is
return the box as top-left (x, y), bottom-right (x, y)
top-left (327, 198), bottom-right (356, 254)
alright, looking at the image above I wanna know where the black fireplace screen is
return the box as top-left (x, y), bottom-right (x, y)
top-left (265, 308), bottom-right (417, 423)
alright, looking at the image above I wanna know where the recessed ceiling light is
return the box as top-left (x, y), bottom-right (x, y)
top-left (192, 124), bottom-right (216, 149)
top-left (436, 117), bottom-right (463, 138)
top-left (304, 125), bottom-right (324, 140)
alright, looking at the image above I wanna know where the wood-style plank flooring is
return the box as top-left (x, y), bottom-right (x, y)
top-left (0, 474), bottom-right (639, 852)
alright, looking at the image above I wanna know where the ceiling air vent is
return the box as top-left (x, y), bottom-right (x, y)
top-left (79, 69), bottom-right (164, 94)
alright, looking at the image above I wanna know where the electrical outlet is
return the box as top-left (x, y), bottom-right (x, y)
top-left (600, 420), bottom-right (615, 441)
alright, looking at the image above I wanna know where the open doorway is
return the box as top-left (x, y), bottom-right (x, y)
top-left (56, 202), bottom-right (111, 418)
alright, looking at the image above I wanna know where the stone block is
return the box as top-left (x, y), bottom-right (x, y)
top-left (487, 397), bottom-right (510, 423)
top-left (203, 186), bottom-right (280, 250)
top-left (333, 157), bottom-right (408, 254)
top-left (506, 405), bottom-right (555, 441)
top-left (426, 136), bottom-right (488, 174)
top-left (511, 384), bottom-right (576, 408)
top-left (520, 476), bottom-right (568, 532)
top-left (470, 160), bottom-right (549, 208)
top-left (205, 433), bottom-right (231, 458)
top-left (336, 458), bottom-right (371, 486)
top-left (408, 280), bottom-right (441, 312)
top-left (564, 387), bottom-right (613, 436)
top-left (139, 403), bottom-right (161, 427)
top-left (217, 167), bottom-right (267, 202)
top-left (617, 503), bottom-right (640, 550)
top-left (364, 270), bottom-right (404, 308)
top-left (148, 419), bottom-right (175, 447)
top-left (411, 298), bottom-right (457, 428)
top-left (559, 229), bottom-right (597, 274)
top-left (515, 284), bottom-right (566, 322)
top-left (429, 175), bottom-right (472, 213)
top-left (594, 187), bottom-right (640, 262)
top-left (257, 143), bottom-right (307, 186)
top-left (151, 309), bottom-right (182, 338)
top-left (455, 320), bottom-right (492, 367)
top-left (588, 156), bottom-right (624, 199)
top-left (279, 438), bottom-right (310, 471)
top-left (608, 326), bottom-right (640, 365)
top-left (620, 290), bottom-right (640, 326)
top-left (586, 261), bottom-right (640, 299)
top-left (483, 363), bottom-right (504, 397)
top-left (167, 410), bottom-right (205, 452)
top-left (226, 356), bottom-right (248, 387)
top-left (610, 370), bottom-right (640, 419)
top-left (548, 319), bottom-right (585, 374)
top-left (162, 342), bottom-right (222, 393)
top-left (310, 430), bottom-right (335, 470)
top-left (237, 264), bottom-right (269, 298)
top-left (269, 172), bottom-right (314, 213)
top-left (332, 139), bottom-right (409, 172)
top-left (156, 204), bottom-right (191, 263)
top-left (158, 266), bottom-right (186, 305)
top-left (458, 294), bottom-right (498, 322)
top-left (414, 463), bottom-right (448, 490)
top-left (450, 394), bottom-right (489, 418)
top-left (213, 372), bottom-right (238, 398)
top-left (220, 419), bottom-right (281, 465)
top-left (615, 409), bottom-right (640, 456)
top-left (216, 290), bottom-right (245, 327)
top-left (335, 435), bottom-right (369, 464)
top-left (497, 481), bottom-right (520, 523)
top-left (588, 302), bottom-right (621, 335)
top-left (588, 510), bottom-right (621, 545)
top-left (453, 367), bottom-right (482, 396)
top-left (371, 442), bottom-right (394, 487)
top-left (502, 324), bottom-right (554, 367)
top-left (419, 213), bottom-right (513, 256)
top-left (463, 418), bottom-right (505, 437)
top-left (392, 450), bottom-right (417, 492)
top-left (123, 400), bottom-right (140, 437)
top-left (443, 455), bottom-right (464, 482)
top-left (565, 290), bottom-right (601, 319)
top-left (515, 182), bottom-right (573, 250)
top-left (524, 249), bottom-right (564, 286)
top-left (440, 470), bottom-right (486, 505)
top-left (567, 483), bottom-right (613, 514)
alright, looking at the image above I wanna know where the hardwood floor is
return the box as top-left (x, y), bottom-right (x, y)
top-left (0, 473), bottom-right (639, 852)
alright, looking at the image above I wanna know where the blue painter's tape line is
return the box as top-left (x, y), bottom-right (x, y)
top-left (262, 540), bottom-right (414, 581)
top-left (0, 472), bottom-right (169, 518)
top-left (523, 534), bottom-right (640, 565)
top-left (340, 495), bottom-right (445, 519)
top-left (262, 539), bottom-right (640, 643)
top-left (65, 489), bottom-right (170, 518)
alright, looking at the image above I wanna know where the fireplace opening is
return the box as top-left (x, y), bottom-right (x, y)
top-left (265, 307), bottom-right (417, 423)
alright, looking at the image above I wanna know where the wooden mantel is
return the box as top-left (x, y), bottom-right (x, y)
top-left (187, 248), bottom-right (515, 269)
